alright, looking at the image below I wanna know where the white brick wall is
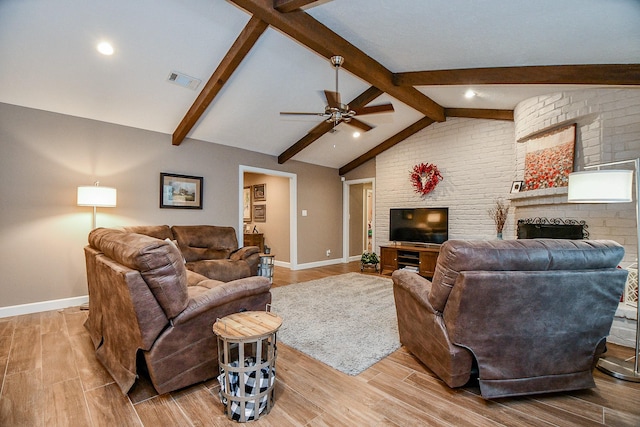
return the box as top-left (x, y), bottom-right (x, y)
top-left (376, 88), bottom-right (639, 264)
top-left (376, 117), bottom-right (517, 248)
top-left (514, 89), bottom-right (640, 265)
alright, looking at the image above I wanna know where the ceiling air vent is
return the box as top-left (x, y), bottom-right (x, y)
top-left (167, 71), bottom-right (201, 90)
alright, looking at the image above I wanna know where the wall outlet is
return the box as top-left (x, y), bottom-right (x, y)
top-left (326, 249), bottom-right (331, 257)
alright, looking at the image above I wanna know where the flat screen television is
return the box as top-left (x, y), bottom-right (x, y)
top-left (389, 207), bottom-right (448, 245)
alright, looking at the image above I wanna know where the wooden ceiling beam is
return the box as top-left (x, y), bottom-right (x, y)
top-left (394, 64), bottom-right (640, 86)
top-left (339, 116), bottom-right (435, 175)
top-left (273, 0), bottom-right (327, 13)
top-left (445, 108), bottom-right (514, 121)
top-left (278, 86), bottom-right (383, 164)
top-left (172, 16), bottom-right (268, 146)
top-left (230, 0), bottom-right (445, 122)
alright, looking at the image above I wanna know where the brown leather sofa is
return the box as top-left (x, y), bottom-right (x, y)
top-left (84, 227), bottom-right (271, 394)
top-left (124, 225), bottom-right (260, 281)
top-left (392, 239), bottom-right (627, 399)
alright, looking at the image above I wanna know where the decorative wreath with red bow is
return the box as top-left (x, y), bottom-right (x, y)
top-left (410, 163), bottom-right (443, 195)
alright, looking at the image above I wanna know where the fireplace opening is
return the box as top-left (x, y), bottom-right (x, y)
top-left (517, 218), bottom-right (588, 240)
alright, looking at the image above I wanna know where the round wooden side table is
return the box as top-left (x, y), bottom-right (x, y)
top-left (213, 310), bottom-right (282, 422)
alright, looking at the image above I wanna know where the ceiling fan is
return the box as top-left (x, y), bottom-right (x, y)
top-left (280, 56), bottom-right (395, 132)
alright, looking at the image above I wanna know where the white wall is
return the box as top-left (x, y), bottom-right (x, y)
top-left (514, 89), bottom-right (640, 265)
top-left (376, 117), bottom-right (517, 249)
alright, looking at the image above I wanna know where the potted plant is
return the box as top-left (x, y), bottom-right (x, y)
top-left (488, 199), bottom-right (509, 239)
top-left (360, 251), bottom-right (380, 272)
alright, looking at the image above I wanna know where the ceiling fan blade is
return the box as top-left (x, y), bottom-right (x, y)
top-left (280, 112), bottom-right (326, 117)
top-left (324, 90), bottom-right (341, 108)
top-left (346, 118), bottom-right (374, 132)
top-left (352, 103), bottom-right (395, 115)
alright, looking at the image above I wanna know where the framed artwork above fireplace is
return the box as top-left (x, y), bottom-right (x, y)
top-left (523, 124), bottom-right (576, 191)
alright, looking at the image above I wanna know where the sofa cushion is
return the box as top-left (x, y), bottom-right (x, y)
top-left (429, 239), bottom-right (625, 313)
top-left (89, 228), bottom-right (189, 318)
top-left (171, 225), bottom-right (239, 262)
top-left (177, 276), bottom-right (271, 324)
top-left (186, 259), bottom-right (252, 282)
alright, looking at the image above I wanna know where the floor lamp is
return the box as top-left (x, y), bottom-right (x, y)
top-left (77, 181), bottom-right (116, 310)
top-left (568, 158), bottom-right (640, 382)
top-left (77, 181), bottom-right (117, 229)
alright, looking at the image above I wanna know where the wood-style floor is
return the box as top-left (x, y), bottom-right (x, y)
top-left (1, 262), bottom-right (640, 426)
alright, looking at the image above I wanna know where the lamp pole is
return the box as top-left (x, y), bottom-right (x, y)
top-left (575, 158), bottom-right (640, 381)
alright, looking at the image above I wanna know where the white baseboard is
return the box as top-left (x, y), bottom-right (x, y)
top-left (274, 260), bottom-right (290, 269)
top-left (294, 258), bottom-right (344, 270)
top-left (0, 295), bottom-right (89, 319)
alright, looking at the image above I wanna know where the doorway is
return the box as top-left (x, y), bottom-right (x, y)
top-left (239, 166), bottom-right (297, 270)
top-left (342, 178), bottom-right (375, 262)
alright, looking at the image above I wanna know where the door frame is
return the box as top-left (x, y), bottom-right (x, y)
top-left (239, 165), bottom-right (298, 270)
top-left (342, 177), bottom-right (375, 263)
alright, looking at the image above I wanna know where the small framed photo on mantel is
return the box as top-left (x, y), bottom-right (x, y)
top-left (160, 173), bottom-right (203, 209)
top-left (511, 180), bottom-right (524, 193)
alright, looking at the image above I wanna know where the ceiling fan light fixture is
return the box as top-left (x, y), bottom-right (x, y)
top-left (280, 55), bottom-right (392, 133)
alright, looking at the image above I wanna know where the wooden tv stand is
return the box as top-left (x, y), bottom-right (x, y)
top-left (379, 244), bottom-right (441, 278)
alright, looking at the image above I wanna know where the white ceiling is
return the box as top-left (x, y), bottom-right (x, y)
top-left (1, 0), bottom-right (639, 169)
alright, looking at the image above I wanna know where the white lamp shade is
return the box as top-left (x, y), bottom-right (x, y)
top-left (567, 170), bottom-right (633, 203)
top-left (77, 186), bottom-right (117, 207)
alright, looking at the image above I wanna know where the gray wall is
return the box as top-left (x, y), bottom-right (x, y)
top-left (0, 102), bottom-right (343, 308)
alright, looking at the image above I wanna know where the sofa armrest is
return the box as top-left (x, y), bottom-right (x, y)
top-left (230, 245), bottom-right (260, 261)
top-left (391, 270), bottom-right (437, 314)
top-left (174, 276), bottom-right (271, 325)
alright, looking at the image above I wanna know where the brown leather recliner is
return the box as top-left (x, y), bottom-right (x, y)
top-left (84, 228), bottom-right (271, 395)
top-left (392, 239), bottom-right (627, 399)
top-left (124, 225), bottom-right (261, 282)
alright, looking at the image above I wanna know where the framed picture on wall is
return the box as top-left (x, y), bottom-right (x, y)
top-left (243, 186), bottom-right (252, 222)
top-left (253, 204), bottom-right (266, 222)
top-left (523, 124), bottom-right (576, 191)
top-left (160, 173), bottom-right (203, 209)
top-left (253, 183), bottom-right (266, 201)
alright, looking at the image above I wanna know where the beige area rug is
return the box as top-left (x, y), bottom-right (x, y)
top-left (270, 272), bottom-right (400, 375)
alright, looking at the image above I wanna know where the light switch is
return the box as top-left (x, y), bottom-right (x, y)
top-left (302, 209), bottom-right (308, 217)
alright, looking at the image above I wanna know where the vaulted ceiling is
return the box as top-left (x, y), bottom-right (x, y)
top-left (1, 0), bottom-right (639, 174)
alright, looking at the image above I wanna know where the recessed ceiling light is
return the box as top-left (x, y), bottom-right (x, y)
top-left (464, 89), bottom-right (476, 99)
top-left (352, 131), bottom-right (361, 138)
top-left (97, 42), bottom-right (114, 56)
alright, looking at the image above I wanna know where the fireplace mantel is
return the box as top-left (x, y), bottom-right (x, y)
top-left (508, 187), bottom-right (568, 208)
